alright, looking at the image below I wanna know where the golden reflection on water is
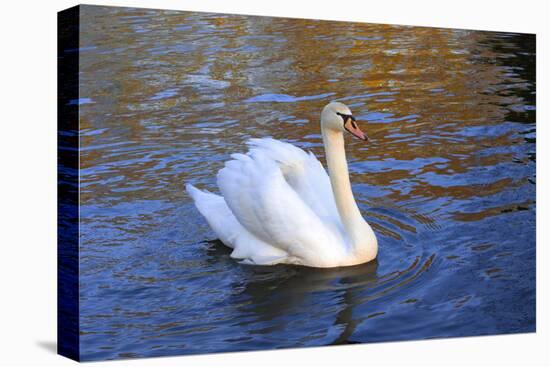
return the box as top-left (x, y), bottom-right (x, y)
top-left (79, 6), bottom-right (534, 226)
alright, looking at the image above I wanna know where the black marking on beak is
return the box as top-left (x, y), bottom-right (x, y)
top-left (338, 112), bottom-right (368, 141)
top-left (337, 112), bottom-right (358, 128)
top-left (336, 112), bottom-right (356, 129)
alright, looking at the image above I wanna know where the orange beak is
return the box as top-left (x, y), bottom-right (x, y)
top-left (344, 117), bottom-right (368, 141)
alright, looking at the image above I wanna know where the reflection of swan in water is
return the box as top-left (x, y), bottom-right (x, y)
top-left (187, 102), bottom-right (377, 267)
top-left (205, 240), bottom-right (379, 344)
top-left (204, 240), bottom-right (436, 345)
top-left (240, 261), bottom-right (380, 344)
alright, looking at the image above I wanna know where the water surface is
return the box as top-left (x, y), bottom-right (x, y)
top-left (76, 5), bottom-right (535, 361)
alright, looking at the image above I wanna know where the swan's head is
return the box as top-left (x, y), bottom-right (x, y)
top-left (321, 102), bottom-right (368, 141)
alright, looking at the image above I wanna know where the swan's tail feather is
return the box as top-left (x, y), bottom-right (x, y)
top-left (186, 183), bottom-right (237, 248)
top-left (187, 183), bottom-right (290, 264)
top-left (186, 183), bottom-right (206, 200)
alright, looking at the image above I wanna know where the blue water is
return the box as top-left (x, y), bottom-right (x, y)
top-left (75, 5), bottom-right (535, 361)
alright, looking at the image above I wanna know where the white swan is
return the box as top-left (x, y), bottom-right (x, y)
top-left (186, 102), bottom-right (377, 268)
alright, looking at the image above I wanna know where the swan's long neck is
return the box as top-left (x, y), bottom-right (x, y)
top-left (322, 127), bottom-right (377, 259)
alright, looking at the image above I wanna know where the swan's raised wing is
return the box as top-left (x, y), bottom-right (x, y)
top-left (246, 138), bottom-right (341, 225)
top-left (217, 144), bottom-right (346, 265)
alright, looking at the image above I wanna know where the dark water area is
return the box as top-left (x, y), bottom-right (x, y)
top-left (75, 5), bottom-right (536, 361)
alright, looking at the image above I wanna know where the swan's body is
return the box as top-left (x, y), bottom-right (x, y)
top-left (186, 102), bottom-right (377, 268)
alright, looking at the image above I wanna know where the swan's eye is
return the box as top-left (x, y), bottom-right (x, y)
top-left (336, 112), bottom-right (355, 125)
